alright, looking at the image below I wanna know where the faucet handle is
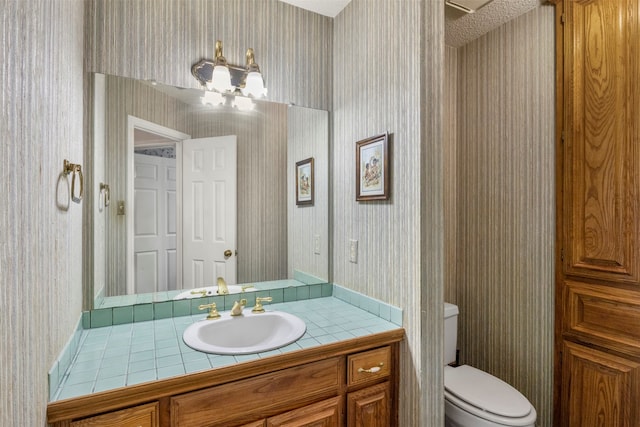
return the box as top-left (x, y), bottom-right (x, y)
top-left (198, 303), bottom-right (221, 320)
top-left (190, 289), bottom-right (207, 297)
top-left (252, 296), bottom-right (273, 313)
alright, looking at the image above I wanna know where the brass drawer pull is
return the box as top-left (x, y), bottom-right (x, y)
top-left (358, 362), bottom-right (384, 373)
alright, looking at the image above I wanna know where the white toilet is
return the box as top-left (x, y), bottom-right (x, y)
top-left (444, 303), bottom-right (537, 427)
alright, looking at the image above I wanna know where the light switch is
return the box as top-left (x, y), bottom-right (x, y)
top-left (313, 235), bottom-right (321, 255)
top-left (349, 239), bottom-right (358, 263)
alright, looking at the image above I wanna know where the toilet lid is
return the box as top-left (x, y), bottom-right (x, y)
top-left (445, 365), bottom-right (532, 418)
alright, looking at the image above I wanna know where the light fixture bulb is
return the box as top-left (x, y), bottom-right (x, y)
top-left (241, 71), bottom-right (267, 98)
top-left (211, 65), bottom-right (233, 92)
top-left (231, 95), bottom-right (255, 111)
top-left (201, 91), bottom-right (225, 106)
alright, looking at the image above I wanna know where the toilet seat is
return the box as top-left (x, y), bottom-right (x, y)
top-left (445, 365), bottom-right (536, 426)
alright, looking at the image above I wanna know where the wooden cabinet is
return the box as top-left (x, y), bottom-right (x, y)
top-left (47, 332), bottom-right (403, 427)
top-left (560, 342), bottom-right (640, 427)
top-left (69, 402), bottom-right (159, 427)
top-left (346, 346), bottom-right (393, 427)
top-left (554, 0), bottom-right (640, 425)
top-left (267, 396), bottom-right (343, 427)
top-left (347, 383), bottom-right (390, 427)
top-left (170, 357), bottom-right (342, 426)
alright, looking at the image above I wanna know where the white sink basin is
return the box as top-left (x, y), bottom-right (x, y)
top-left (183, 311), bottom-right (306, 355)
top-left (173, 285), bottom-right (250, 300)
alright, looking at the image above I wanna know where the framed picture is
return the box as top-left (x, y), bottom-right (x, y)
top-left (356, 133), bottom-right (389, 201)
top-left (296, 157), bottom-right (314, 206)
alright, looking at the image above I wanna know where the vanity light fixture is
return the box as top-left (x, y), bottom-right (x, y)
top-left (241, 48), bottom-right (267, 98)
top-left (192, 40), bottom-right (267, 109)
top-left (209, 40), bottom-right (233, 92)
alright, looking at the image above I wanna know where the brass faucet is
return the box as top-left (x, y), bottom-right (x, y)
top-left (252, 297), bottom-right (273, 313)
top-left (217, 277), bottom-right (229, 295)
top-left (230, 299), bottom-right (247, 316)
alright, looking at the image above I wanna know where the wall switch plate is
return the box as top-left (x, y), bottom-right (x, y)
top-left (349, 239), bottom-right (358, 263)
top-left (313, 235), bottom-right (321, 255)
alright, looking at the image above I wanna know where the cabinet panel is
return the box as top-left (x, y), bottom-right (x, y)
top-left (70, 402), bottom-right (158, 427)
top-left (561, 342), bottom-right (640, 427)
top-left (565, 280), bottom-right (640, 356)
top-left (266, 396), bottom-right (343, 427)
top-left (562, 0), bottom-right (640, 284)
top-left (170, 357), bottom-right (341, 426)
top-left (347, 382), bottom-right (390, 427)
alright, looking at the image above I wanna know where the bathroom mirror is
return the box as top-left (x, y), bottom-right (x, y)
top-left (87, 73), bottom-right (329, 309)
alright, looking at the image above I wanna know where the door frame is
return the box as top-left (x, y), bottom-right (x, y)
top-left (126, 116), bottom-right (191, 295)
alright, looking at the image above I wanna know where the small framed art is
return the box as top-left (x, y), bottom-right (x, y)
top-left (356, 133), bottom-right (389, 201)
top-left (296, 157), bottom-right (314, 206)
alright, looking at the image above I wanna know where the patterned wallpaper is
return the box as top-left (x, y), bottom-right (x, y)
top-left (0, 1), bottom-right (85, 425)
top-left (454, 5), bottom-right (555, 425)
top-left (333, 0), bottom-right (444, 425)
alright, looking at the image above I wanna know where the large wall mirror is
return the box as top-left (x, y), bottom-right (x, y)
top-left (87, 73), bottom-right (329, 310)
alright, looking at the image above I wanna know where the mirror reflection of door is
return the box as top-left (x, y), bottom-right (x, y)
top-left (133, 147), bottom-right (177, 294)
top-left (127, 116), bottom-right (238, 295)
top-left (182, 136), bottom-right (237, 287)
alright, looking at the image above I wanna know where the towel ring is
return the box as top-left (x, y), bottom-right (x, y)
top-left (64, 160), bottom-right (83, 204)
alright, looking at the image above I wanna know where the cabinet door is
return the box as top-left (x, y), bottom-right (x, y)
top-left (70, 402), bottom-right (158, 427)
top-left (347, 382), bottom-right (390, 427)
top-left (561, 342), bottom-right (640, 427)
top-left (561, 0), bottom-right (640, 285)
top-left (266, 396), bottom-right (343, 427)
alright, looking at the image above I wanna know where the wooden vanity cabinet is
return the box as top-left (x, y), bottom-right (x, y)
top-left (47, 331), bottom-right (402, 427)
top-left (68, 402), bottom-right (159, 427)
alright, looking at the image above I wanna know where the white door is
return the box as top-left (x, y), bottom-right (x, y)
top-left (182, 136), bottom-right (237, 287)
top-left (133, 153), bottom-right (177, 294)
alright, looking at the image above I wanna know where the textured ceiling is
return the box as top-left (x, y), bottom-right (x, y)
top-left (445, 0), bottom-right (545, 47)
top-left (278, 0), bottom-right (546, 48)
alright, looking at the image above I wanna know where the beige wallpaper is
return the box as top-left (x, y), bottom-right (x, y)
top-left (454, 5), bottom-right (555, 426)
top-left (85, 0), bottom-right (333, 111)
top-left (287, 106), bottom-right (330, 282)
top-left (444, 45), bottom-right (458, 305)
top-left (0, 1), bottom-right (85, 426)
top-left (333, 0), bottom-right (444, 425)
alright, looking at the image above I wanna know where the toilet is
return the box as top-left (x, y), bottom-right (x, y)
top-left (444, 303), bottom-right (537, 427)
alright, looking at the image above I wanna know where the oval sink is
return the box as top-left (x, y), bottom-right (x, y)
top-left (173, 285), bottom-right (249, 300)
top-left (183, 311), bottom-right (306, 355)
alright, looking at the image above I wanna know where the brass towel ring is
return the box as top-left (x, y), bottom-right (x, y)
top-left (64, 159), bottom-right (83, 204)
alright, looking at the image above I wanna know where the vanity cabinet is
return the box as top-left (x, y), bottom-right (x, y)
top-left (47, 331), bottom-right (402, 427)
top-left (69, 402), bottom-right (159, 427)
top-left (553, 0), bottom-right (640, 425)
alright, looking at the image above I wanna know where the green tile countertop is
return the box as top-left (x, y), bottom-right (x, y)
top-left (51, 296), bottom-right (402, 402)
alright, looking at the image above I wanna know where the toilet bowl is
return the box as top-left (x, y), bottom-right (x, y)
top-left (444, 303), bottom-right (537, 427)
top-left (445, 365), bottom-right (536, 427)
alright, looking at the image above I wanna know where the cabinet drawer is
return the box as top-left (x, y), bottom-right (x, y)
top-left (348, 346), bottom-right (391, 387)
top-left (171, 357), bottom-right (341, 426)
top-left (70, 402), bottom-right (158, 427)
top-left (267, 396), bottom-right (343, 426)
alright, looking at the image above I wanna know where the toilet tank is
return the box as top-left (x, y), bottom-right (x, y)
top-left (444, 303), bottom-right (459, 365)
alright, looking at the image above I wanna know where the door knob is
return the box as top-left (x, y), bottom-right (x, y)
top-left (224, 249), bottom-right (233, 258)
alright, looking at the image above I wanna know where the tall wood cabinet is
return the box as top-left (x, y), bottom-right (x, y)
top-left (553, 0), bottom-right (640, 426)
